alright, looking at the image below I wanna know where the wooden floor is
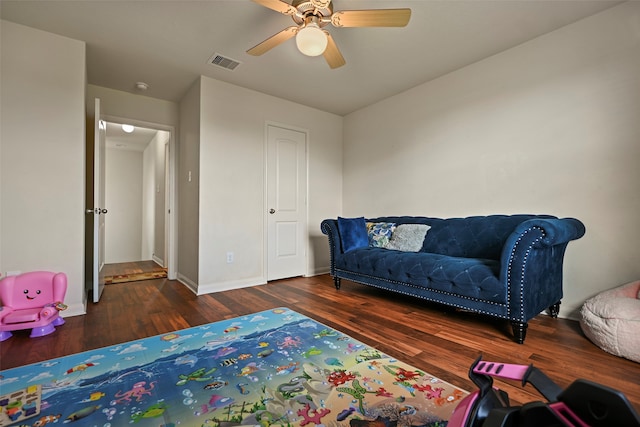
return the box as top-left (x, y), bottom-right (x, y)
top-left (103, 260), bottom-right (166, 278)
top-left (1, 274), bottom-right (639, 414)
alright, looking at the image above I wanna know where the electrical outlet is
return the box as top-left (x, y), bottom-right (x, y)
top-left (226, 252), bottom-right (234, 264)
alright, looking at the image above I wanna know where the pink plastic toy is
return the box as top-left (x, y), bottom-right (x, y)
top-left (0, 271), bottom-right (67, 341)
top-left (448, 356), bottom-right (640, 427)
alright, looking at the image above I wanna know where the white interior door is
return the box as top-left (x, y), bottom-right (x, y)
top-left (266, 125), bottom-right (307, 281)
top-left (92, 98), bottom-right (107, 302)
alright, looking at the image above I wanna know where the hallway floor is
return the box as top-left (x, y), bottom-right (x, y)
top-left (103, 260), bottom-right (166, 283)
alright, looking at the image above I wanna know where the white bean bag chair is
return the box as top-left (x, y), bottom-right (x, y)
top-left (580, 281), bottom-right (640, 363)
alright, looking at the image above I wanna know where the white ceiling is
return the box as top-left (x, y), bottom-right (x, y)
top-left (105, 122), bottom-right (159, 152)
top-left (0, 0), bottom-right (622, 116)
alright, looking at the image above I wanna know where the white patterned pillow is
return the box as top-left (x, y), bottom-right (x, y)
top-left (366, 222), bottom-right (396, 247)
top-left (387, 224), bottom-right (431, 252)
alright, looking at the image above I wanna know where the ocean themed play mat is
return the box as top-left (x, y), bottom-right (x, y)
top-left (0, 308), bottom-right (467, 427)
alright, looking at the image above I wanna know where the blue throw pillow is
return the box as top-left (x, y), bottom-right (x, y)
top-left (337, 217), bottom-right (368, 252)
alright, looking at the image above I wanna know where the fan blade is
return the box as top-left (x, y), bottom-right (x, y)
top-left (323, 32), bottom-right (345, 69)
top-left (251, 0), bottom-right (297, 15)
top-left (331, 9), bottom-right (411, 27)
top-left (247, 26), bottom-right (298, 56)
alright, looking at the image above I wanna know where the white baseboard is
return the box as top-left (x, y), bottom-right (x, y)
top-left (152, 255), bottom-right (165, 267)
top-left (176, 274), bottom-right (267, 295)
top-left (538, 302), bottom-right (581, 321)
top-left (559, 302), bottom-right (582, 321)
top-left (306, 267), bottom-right (330, 277)
top-left (196, 277), bottom-right (267, 295)
top-left (177, 273), bottom-right (198, 294)
top-left (60, 302), bottom-right (87, 318)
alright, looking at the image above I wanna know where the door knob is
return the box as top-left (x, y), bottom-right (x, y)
top-left (269, 209), bottom-right (276, 214)
top-left (86, 208), bottom-right (108, 214)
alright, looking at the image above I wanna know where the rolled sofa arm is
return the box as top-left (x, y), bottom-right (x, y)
top-left (514, 218), bottom-right (585, 247)
top-left (499, 217), bottom-right (586, 322)
top-left (321, 219), bottom-right (342, 276)
top-left (500, 217), bottom-right (586, 276)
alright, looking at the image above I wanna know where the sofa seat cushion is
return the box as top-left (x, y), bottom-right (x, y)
top-left (336, 248), bottom-right (504, 304)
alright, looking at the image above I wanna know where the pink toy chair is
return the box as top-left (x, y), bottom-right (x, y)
top-left (0, 271), bottom-right (67, 341)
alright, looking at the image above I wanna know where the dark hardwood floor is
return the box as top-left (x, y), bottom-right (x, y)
top-left (1, 274), bottom-right (638, 414)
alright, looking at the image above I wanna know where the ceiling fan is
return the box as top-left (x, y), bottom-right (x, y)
top-left (247, 0), bottom-right (411, 69)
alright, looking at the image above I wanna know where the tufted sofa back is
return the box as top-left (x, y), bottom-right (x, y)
top-left (368, 215), bottom-right (556, 260)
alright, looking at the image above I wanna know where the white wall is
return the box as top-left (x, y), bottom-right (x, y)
top-left (153, 133), bottom-right (168, 264)
top-left (343, 2), bottom-right (640, 319)
top-left (178, 79), bottom-right (201, 289)
top-left (142, 130), bottom-right (169, 264)
top-left (86, 85), bottom-right (179, 128)
top-left (105, 148), bottom-right (144, 263)
top-left (142, 142), bottom-right (155, 261)
top-left (192, 76), bottom-right (342, 294)
top-left (0, 20), bottom-right (87, 316)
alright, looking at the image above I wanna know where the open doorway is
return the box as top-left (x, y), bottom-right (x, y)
top-left (103, 120), bottom-right (170, 283)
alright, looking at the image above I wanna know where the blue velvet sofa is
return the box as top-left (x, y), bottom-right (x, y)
top-left (321, 215), bottom-right (585, 343)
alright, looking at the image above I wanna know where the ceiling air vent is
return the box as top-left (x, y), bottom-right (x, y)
top-left (208, 53), bottom-right (241, 71)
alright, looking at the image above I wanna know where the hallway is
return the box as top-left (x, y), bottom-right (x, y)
top-left (103, 260), bottom-right (166, 284)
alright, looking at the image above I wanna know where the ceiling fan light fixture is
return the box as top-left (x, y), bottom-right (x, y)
top-left (295, 22), bottom-right (327, 57)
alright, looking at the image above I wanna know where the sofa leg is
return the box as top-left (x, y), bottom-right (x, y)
top-left (333, 277), bottom-right (341, 289)
top-left (511, 321), bottom-right (528, 344)
top-left (548, 301), bottom-right (561, 318)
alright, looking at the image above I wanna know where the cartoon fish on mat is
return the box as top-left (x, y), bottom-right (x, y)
top-left (32, 413), bottom-right (61, 426)
top-left (237, 362), bottom-right (261, 377)
top-left (299, 320), bottom-right (318, 329)
top-left (174, 354), bottom-right (198, 367)
top-left (302, 347), bottom-right (322, 358)
top-left (130, 402), bottom-right (168, 422)
top-left (257, 349), bottom-right (274, 358)
top-left (214, 346), bottom-right (237, 358)
top-left (64, 405), bottom-right (101, 422)
top-left (276, 361), bottom-right (300, 375)
top-left (65, 363), bottom-right (95, 374)
top-left (201, 395), bottom-right (234, 413)
top-left (79, 391), bottom-right (105, 403)
top-left (220, 358), bottom-right (238, 367)
top-left (324, 357), bottom-right (344, 367)
top-left (204, 380), bottom-right (228, 390)
top-left (346, 343), bottom-right (364, 353)
top-left (313, 329), bottom-right (337, 339)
